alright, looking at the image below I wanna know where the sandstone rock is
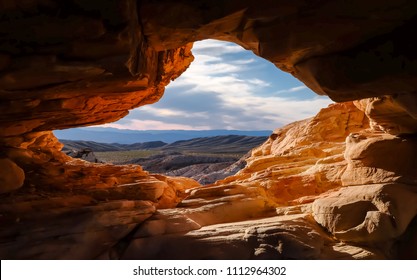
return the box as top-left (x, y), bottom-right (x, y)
top-left (354, 94), bottom-right (417, 135)
top-left (0, 198), bottom-right (156, 259)
top-left (216, 102), bottom-right (368, 206)
top-left (1, 1), bottom-right (417, 138)
top-left (1, 131), bottom-right (199, 207)
top-left (121, 213), bottom-right (384, 260)
top-left (1, 1), bottom-right (417, 260)
top-left (151, 175), bottom-right (201, 209)
top-left (312, 184), bottom-right (417, 243)
top-left (141, 0), bottom-right (417, 102)
top-left (0, 24), bottom-right (193, 137)
top-left (0, 158), bottom-right (25, 194)
top-left (342, 132), bottom-right (417, 186)
top-left (0, 101), bottom-right (411, 260)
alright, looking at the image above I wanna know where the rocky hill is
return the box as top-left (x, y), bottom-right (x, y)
top-left (165, 151), bottom-right (251, 185)
top-left (61, 135), bottom-right (268, 184)
top-left (128, 152), bottom-right (236, 173)
top-left (60, 140), bottom-right (167, 152)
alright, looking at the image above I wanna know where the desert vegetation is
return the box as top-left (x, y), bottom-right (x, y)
top-left (94, 150), bottom-right (160, 164)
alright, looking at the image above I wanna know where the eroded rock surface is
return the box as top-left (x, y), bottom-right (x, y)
top-left (310, 129), bottom-right (417, 251)
top-left (217, 102), bottom-right (368, 205)
top-left (2, 1), bottom-right (417, 138)
top-left (313, 184), bottom-right (417, 243)
top-left (121, 213), bottom-right (383, 260)
top-left (0, 132), bottom-right (200, 259)
top-left (98, 103), bottom-right (390, 260)
top-left (1, 101), bottom-right (416, 259)
top-left (0, 198), bottom-right (156, 259)
top-left (0, 158), bottom-right (25, 194)
top-left (1, 0), bottom-right (417, 259)
top-left (342, 132), bottom-right (417, 186)
top-left (354, 95), bottom-right (417, 135)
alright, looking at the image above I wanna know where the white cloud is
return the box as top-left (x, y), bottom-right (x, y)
top-left (169, 45), bottom-right (265, 97)
top-left (100, 120), bottom-right (210, 130)
top-left (274, 86), bottom-right (308, 95)
top-left (234, 58), bottom-right (256, 65)
top-left (248, 78), bottom-right (270, 87)
top-left (139, 107), bottom-right (182, 117)
top-left (239, 96), bottom-right (333, 124)
top-left (192, 39), bottom-right (246, 55)
top-left (140, 106), bottom-right (210, 119)
top-left (108, 39), bottom-right (333, 131)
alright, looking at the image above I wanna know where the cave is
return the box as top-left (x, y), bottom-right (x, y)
top-left (1, 0), bottom-right (417, 259)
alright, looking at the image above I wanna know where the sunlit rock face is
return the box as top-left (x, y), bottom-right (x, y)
top-left (118, 102), bottom-right (378, 260)
top-left (215, 102), bottom-right (369, 205)
top-left (0, 131), bottom-right (200, 259)
top-left (1, 0), bottom-right (417, 259)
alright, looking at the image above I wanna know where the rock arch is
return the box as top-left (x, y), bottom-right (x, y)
top-left (1, 0), bottom-right (417, 259)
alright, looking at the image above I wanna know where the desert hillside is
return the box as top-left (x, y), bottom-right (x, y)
top-left (61, 135), bottom-right (267, 184)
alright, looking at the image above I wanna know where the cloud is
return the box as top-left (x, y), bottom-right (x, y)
top-left (248, 78), bottom-right (270, 87)
top-left (234, 58), bottom-right (256, 65)
top-left (101, 120), bottom-right (210, 130)
top-left (102, 39), bottom-right (333, 130)
top-left (274, 86), bottom-right (308, 94)
top-left (138, 107), bottom-right (209, 119)
top-left (192, 39), bottom-right (246, 55)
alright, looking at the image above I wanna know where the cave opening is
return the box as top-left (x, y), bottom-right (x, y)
top-left (54, 39), bottom-right (332, 185)
top-left (2, 0), bottom-right (417, 261)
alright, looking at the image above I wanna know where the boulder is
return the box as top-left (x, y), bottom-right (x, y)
top-left (0, 158), bottom-right (25, 194)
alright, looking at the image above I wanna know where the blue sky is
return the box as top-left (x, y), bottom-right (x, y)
top-left (100, 39), bottom-right (332, 130)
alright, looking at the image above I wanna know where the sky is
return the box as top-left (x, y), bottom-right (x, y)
top-left (100, 39), bottom-right (333, 131)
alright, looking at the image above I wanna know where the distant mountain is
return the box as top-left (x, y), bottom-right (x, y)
top-left (161, 135), bottom-right (268, 154)
top-left (53, 127), bottom-right (272, 144)
top-left (61, 134), bottom-right (269, 185)
top-left (126, 141), bottom-right (167, 150)
top-left (60, 135), bottom-right (268, 154)
top-left (61, 140), bottom-right (167, 152)
top-left (61, 140), bottom-right (123, 152)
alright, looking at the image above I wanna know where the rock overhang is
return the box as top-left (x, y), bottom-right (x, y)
top-left (1, 0), bottom-right (417, 260)
top-left (1, 0), bottom-right (417, 136)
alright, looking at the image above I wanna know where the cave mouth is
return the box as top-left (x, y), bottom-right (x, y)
top-left (53, 39), bottom-right (332, 185)
top-left (2, 0), bottom-right (417, 261)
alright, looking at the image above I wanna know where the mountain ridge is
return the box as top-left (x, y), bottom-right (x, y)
top-left (61, 135), bottom-right (268, 154)
top-left (54, 128), bottom-right (272, 144)
top-left (61, 135), bottom-right (269, 185)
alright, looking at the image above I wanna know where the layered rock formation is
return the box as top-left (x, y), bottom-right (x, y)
top-left (1, 0), bottom-right (417, 259)
top-left (0, 131), bottom-right (200, 259)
